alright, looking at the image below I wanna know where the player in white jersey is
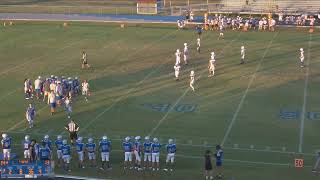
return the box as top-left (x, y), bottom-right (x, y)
top-left (34, 76), bottom-right (42, 99)
top-left (183, 43), bottom-right (189, 65)
top-left (23, 135), bottom-right (31, 159)
top-left (175, 49), bottom-right (181, 65)
top-left (208, 53), bottom-right (215, 77)
top-left (174, 64), bottom-right (181, 81)
top-left (240, 46), bottom-right (246, 64)
top-left (196, 38), bottom-right (201, 53)
top-left (218, 25), bottom-right (224, 40)
top-left (190, 71), bottom-right (195, 91)
top-left (300, 48), bottom-right (305, 68)
top-left (82, 80), bottom-right (90, 101)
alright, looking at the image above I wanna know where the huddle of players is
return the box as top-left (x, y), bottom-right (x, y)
top-left (24, 75), bottom-right (90, 127)
top-left (173, 39), bottom-right (247, 92)
top-left (1, 133), bottom-right (176, 172)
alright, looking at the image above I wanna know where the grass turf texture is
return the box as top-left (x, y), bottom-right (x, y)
top-left (0, 22), bottom-right (320, 180)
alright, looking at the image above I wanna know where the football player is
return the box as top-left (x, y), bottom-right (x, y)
top-left (183, 43), bottom-right (189, 65)
top-left (86, 138), bottom-right (96, 167)
top-left (23, 135), bottom-right (31, 160)
top-left (47, 90), bottom-right (57, 115)
top-left (24, 78), bottom-right (33, 100)
top-left (81, 51), bottom-right (90, 69)
top-left (42, 78), bottom-right (50, 102)
top-left (240, 46), bottom-right (246, 64)
top-left (208, 53), bottom-right (215, 77)
top-left (164, 139), bottom-right (176, 172)
top-left (39, 141), bottom-right (51, 161)
top-left (82, 80), bottom-right (90, 102)
top-left (215, 145), bottom-right (224, 179)
top-left (99, 136), bottom-right (112, 170)
top-left (76, 137), bottom-right (85, 168)
top-left (25, 103), bottom-right (36, 128)
top-left (62, 139), bottom-right (71, 172)
top-left (34, 76), bottom-right (42, 99)
top-left (143, 136), bottom-right (152, 169)
top-left (174, 64), bottom-right (180, 81)
top-left (133, 136), bottom-right (143, 171)
top-left (300, 48), bottom-right (305, 68)
top-left (64, 96), bottom-right (72, 119)
top-left (190, 70), bottom-right (195, 91)
top-left (218, 25), bottom-right (224, 40)
top-left (151, 138), bottom-right (161, 171)
top-left (123, 136), bottom-right (133, 170)
top-left (197, 38), bottom-right (201, 53)
top-left (42, 135), bottom-right (52, 151)
top-left (55, 135), bottom-right (63, 167)
top-left (175, 49), bottom-right (181, 65)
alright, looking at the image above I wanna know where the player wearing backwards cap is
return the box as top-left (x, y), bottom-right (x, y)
top-left (208, 52), bottom-right (215, 77)
top-left (164, 139), bottom-right (177, 172)
top-left (190, 70), bottom-right (195, 91)
top-left (123, 136), bottom-right (133, 170)
top-left (240, 46), bottom-right (246, 64)
top-left (99, 136), bottom-right (112, 170)
top-left (151, 137), bottom-right (161, 171)
top-left (86, 138), bottom-right (96, 167)
top-left (62, 139), bottom-right (71, 172)
top-left (23, 135), bottom-right (31, 160)
top-left (133, 136), bottom-right (143, 171)
top-left (300, 48), bottom-right (305, 68)
top-left (76, 137), bottom-right (85, 168)
top-left (25, 103), bottom-right (36, 128)
top-left (175, 49), bottom-right (181, 65)
top-left (55, 135), bottom-right (63, 167)
top-left (143, 136), bottom-right (152, 169)
top-left (183, 43), bottom-right (189, 65)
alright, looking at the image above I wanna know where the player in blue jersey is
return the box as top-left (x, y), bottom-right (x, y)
top-left (214, 145), bottom-right (223, 179)
top-left (133, 136), bottom-right (143, 171)
top-left (25, 104), bottom-right (36, 128)
top-left (55, 135), bottom-right (63, 167)
top-left (42, 135), bottom-right (52, 151)
top-left (34, 140), bottom-right (40, 160)
top-left (164, 139), bottom-right (177, 172)
top-left (76, 137), bottom-right (85, 168)
top-left (86, 138), bottom-right (96, 167)
top-left (39, 142), bottom-right (51, 161)
top-left (143, 136), bottom-right (152, 169)
top-left (123, 136), bottom-right (133, 170)
top-left (1, 133), bottom-right (12, 160)
top-left (99, 136), bottom-right (112, 170)
top-left (62, 139), bottom-right (71, 172)
top-left (151, 137), bottom-right (161, 171)
top-left (23, 135), bottom-right (31, 160)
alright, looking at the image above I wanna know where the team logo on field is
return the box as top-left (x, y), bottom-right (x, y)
top-left (142, 103), bottom-right (197, 113)
top-left (280, 109), bottom-right (320, 120)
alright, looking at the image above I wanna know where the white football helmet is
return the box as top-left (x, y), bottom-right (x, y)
top-left (25, 135), bottom-right (30, 141)
top-left (168, 139), bottom-right (173, 144)
top-left (77, 137), bottom-right (83, 142)
top-left (300, 48), bottom-right (304, 52)
top-left (176, 49), bottom-right (180, 53)
top-left (241, 46), bottom-right (244, 50)
top-left (125, 136), bottom-right (130, 142)
top-left (57, 135), bottom-right (62, 140)
top-left (50, 75), bottom-right (54, 78)
top-left (62, 139), bottom-right (67, 145)
top-left (190, 70), bottom-right (195, 76)
top-left (88, 138), bottom-right (93, 143)
top-left (144, 136), bottom-right (150, 141)
top-left (102, 136), bottom-right (108, 140)
top-left (153, 138), bottom-right (158, 143)
top-left (135, 136), bottom-right (141, 141)
top-left (2, 133), bottom-right (7, 139)
top-left (44, 135), bottom-right (49, 140)
top-left (211, 52), bottom-right (215, 55)
top-left (38, 76), bottom-right (41, 79)
top-left (184, 43), bottom-right (187, 46)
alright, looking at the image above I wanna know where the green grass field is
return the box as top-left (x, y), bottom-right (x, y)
top-left (1, 22), bottom-right (320, 180)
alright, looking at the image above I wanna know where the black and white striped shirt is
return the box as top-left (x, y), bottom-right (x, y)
top-left (65, 122), bottom-right (79, 132)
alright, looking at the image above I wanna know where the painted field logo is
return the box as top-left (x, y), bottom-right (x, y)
top-left (280, 109), bottom-right (320, 121)
top-left (142, 103), bottom-right (197, 113)
top-left (294, 158), bottom-right (304, 168)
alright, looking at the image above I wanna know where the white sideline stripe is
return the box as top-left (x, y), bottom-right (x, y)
top-left (55, 175), bottom-right (110, 180)
top-left (148, 32), bottom-right (243, 136)
top-left (77, 29), bottom-right (179, 134)
top-left (298, 33), bottom-right (312, 153)
top-left (221, 32), bottom-right (279, 146)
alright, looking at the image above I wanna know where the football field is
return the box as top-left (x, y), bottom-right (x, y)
top-left (0, 22), bottom-right (320, 180)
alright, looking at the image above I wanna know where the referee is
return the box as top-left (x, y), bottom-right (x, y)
top-left (65, 119), bottom-right (79, 145)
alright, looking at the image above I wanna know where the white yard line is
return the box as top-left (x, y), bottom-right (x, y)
top-left (148, 32), bottom-right (243, 136)
top-left (298, 33), bottom-right (312, 153)
top-left (221, 32), bottom-right (279, 146)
